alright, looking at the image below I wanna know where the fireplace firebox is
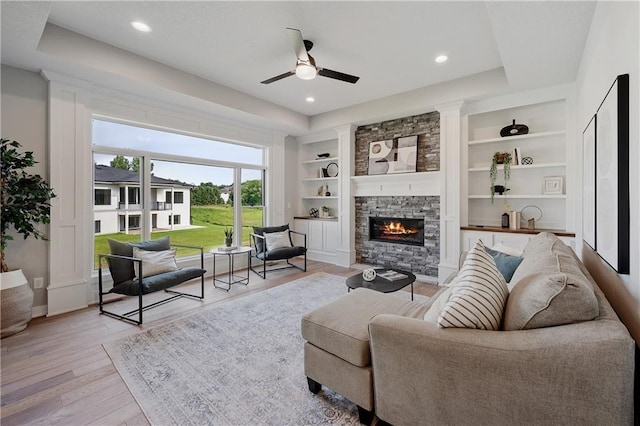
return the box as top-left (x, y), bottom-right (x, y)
top-left (369, 217), bottom-right (424, 246)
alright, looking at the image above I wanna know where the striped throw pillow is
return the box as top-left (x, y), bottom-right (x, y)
top-left (438, 240), bottom-right (509, 330)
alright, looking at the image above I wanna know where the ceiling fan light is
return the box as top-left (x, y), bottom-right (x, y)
top-left (296, 63), bottom-right (317, 80)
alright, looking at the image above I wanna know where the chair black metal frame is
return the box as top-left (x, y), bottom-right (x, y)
top-left (98, 244), bottom-right (205, 325)
top-left (249, 230), bottom-right (307, 279)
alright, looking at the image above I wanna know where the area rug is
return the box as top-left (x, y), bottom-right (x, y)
top-left (103, 272), bottom-right (426, 425)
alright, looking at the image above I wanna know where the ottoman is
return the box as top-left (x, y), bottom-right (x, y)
top-left (301, 287), bottom-right (431, 424)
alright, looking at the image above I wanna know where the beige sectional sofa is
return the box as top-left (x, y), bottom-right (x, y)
top-left (302, 232), bottom-right (635, 425)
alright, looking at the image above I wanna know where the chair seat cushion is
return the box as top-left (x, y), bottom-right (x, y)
top-left (256, 246), bottom-right (306, 261)
top-left (302, 288), bottom-right (429, 367)
top-left (110, 267), bottom-right (205, 296)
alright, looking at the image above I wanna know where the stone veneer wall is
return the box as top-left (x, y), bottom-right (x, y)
top-left (355, 196), bottom-right (440, 277)
top-left (353, 112), bottom-right (441, 277)
top-left (354, 111), bottom-right (440, 176)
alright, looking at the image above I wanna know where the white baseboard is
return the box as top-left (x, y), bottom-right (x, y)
top-left (32, 304), bottom-right (48, 318)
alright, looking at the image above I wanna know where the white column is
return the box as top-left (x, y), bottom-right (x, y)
top-left (435, 101), bottom-right (464, 283)
top-left (267, 131), bottom-right (288, 226)
top-left (46, 80), bottom-right (91, 316)
top-left (335, 124), bottom-right (356, 267)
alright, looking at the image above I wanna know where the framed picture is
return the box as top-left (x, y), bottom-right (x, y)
top-left (368, 135), bottom-right (417, 175)
top-left (582, 115), bottom-right (596, 250)
top-left (543, 176), bottom-right (563, 195)
top-left (594, 73), bottom-right (629, 274)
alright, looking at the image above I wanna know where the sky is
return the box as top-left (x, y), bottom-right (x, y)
top-left (92, 119), bottom-right (263, 185)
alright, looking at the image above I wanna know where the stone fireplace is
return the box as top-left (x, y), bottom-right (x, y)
top-left (353, 112), bottom-right (441, 278)
top-left (355, 196), bottom-right (439, 276)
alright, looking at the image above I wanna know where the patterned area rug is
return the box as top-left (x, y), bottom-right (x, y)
top-left (103, 272), bottom-right (425, 425)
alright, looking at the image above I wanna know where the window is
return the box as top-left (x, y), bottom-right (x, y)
top-left (94, 189), bottom-right (111, 206)
top-left (128, 215), bottom-right (141, 229)
top-left (93, 119), bottom-right (265, 269)
top-left (95, 220), bottom-right (101, 233)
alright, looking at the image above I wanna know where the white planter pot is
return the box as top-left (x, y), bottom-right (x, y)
top-left (0, 270), bottom-right (34, 338)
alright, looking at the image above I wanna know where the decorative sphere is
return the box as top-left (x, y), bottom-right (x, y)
top-left (309, 208), bottom-right (319, 218)
top-left (362, 268), bottom-right (377, 281)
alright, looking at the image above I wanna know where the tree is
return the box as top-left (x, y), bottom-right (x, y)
top-left (131, 157), bottom-right (154, 173)
top-left (1, 139), bottom-right (56, 272)
top-left (110, 155), bottom-right (131, 170)
top-left (241, 179), bottom-right (262, 206)
top-left (191, 182), bottom-right (223, 205)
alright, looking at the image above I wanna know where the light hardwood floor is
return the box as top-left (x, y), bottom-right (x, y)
top-left (1, 261), bottom-right (439, 425)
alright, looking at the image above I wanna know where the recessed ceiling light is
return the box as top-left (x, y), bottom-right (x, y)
top-left (131, 20), bottom-right (152, 32)
top-left (435, 55), bottom-right (448, 64)
top-left (306, 97), bottom-right (315, 103)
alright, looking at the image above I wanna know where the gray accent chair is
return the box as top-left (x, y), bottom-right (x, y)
top-left (249, 224), bottom-right (307, 279)
top-left (98, 236), bottom-right (206, 325)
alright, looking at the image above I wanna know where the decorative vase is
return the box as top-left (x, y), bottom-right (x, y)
top-left (0, 270), bottom-right (33, 338)
top-left (225, 237), bottom-right (233, 247)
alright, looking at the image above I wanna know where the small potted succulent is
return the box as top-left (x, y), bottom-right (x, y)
top-left (224, 227), bottom-right (233, 247)
top-left (489, 152), bottom-right (512, 203)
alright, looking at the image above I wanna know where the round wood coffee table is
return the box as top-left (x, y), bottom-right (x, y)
top-left (346, 268), bottom-right (416, 300)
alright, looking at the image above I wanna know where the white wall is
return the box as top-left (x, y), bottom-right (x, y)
top-left (575, 1), bottom-right (639, 300)
top-left (1, 65), bottom-right (49, 314)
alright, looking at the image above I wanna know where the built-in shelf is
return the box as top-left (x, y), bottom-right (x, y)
top-left (301, 196), bottom-right (339, 200)
top-left (468, 130), bottom-right (566, 145)
top-left (302, 157), bottom-right (339, 164)
top-left (468, 162), bottom-right (566, 172)
top-left (461, 225), bottom-right (575, 237)
top-left (302, 177), bottom-right (339, 182)
top-left (468, 194), bottom-right (566, 199)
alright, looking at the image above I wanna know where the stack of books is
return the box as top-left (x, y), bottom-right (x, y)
top-left (377, 270), bottom-right (408, 281)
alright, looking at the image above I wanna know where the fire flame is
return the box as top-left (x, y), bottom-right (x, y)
top-left (383, 222), bottom-right (418, 235)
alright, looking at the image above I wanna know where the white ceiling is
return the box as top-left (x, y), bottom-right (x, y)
top-left (1, 1), bottom-right (596, 135)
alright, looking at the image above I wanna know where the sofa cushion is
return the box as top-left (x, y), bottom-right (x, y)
top-left (107, 237), bottom-right (171, 284)
top-left (485, 246), bottom-right (524, 283)
top-left (438, 240), bottom-right (509, 330)
top-left (423, 286), bottom-right (453, 324)
top-left (132, 247), bottom-right (178, 278)
top-left (264, 230), bottom-right (292, 251)
top-left (503, 251), bottom-right (599, 330)
top-left (302, 287), bottom-right (429, 367)
top-left (253, 224), bottom-right (290, 253)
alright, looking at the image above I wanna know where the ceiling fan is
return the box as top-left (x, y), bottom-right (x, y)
top-left (261, 28), bottom-right (360, 85)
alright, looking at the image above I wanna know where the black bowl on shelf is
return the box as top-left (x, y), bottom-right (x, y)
top-left (316, 153), bottom-right (330, 158)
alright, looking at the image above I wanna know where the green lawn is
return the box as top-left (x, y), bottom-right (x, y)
top-left (94, 205), bottom-right (263, 268)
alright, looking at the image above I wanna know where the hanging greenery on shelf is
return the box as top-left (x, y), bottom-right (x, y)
top-left (489, 152), bottom-right (512, 203)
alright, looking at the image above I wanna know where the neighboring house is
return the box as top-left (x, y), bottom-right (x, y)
top-left (93, 164), bottom-right (193, 235)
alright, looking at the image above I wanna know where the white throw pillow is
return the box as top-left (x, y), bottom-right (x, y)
top-left (491, 243), bottom-right (523, 257)
top-left (438, 240), bottom-right (509, 330)
top-left (264, 230), bottom-right (291, 251)
top-left (132, 247), bottom-right (178, 278)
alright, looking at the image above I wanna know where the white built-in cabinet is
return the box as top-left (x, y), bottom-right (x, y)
top-left (461, 90), bottom-right (575, 251)
top-left (294, 136), bottom-right (340, 263)
top-left (293, 218), bottom-right (338, 263)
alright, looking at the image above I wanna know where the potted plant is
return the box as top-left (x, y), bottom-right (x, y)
top-left (489, 152), bottom-right (512, 203)
top-left (224, 227), bottom-right (233, 247)
top-left (1, 138), bottom-right (55, 337)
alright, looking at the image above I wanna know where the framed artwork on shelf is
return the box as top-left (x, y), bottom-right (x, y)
top-left (368, 135), bottom-right (417, 175)
top-left (543, 176), bottom-right (563, 195)
top-left (582, 114), bottom-right (596, 250)
top-left (594, 73), bottom-right (629, 274)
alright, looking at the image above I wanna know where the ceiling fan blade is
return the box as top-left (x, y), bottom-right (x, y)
top-left (318, 68), bottom-right (360, 84)
top-left (260, 71), bottom-right (296, 84)
top-left (286, 27), bottom-right (309, 62)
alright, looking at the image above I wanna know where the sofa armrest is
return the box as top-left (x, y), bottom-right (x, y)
top-left (369, 314), bottom-right (634, 426)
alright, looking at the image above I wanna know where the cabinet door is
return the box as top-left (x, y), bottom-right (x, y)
top-left (293, 220), bottom-right (309, 247)
top-left (461, 231), bottom-right (493, 251)
top-left (323, 221), bottom-right (338, 252)
top-left (307, 221), bottom-right (324, 251)
top-left (492, 233), bottom-right (530, 252)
